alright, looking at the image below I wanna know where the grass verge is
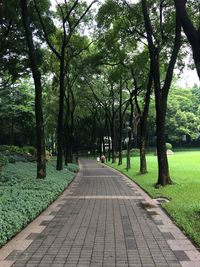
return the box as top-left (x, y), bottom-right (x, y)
top-left (107, 150), bottom-right (200, 247)
top-left (0, 160), bottom-right (78, 247)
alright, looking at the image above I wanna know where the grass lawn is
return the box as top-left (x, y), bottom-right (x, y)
top-left (107, 150), bottom-right (200, 247)
top-left (0, 160), bottom-right (78, 247)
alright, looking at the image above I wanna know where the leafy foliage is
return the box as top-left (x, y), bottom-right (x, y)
top-left (0, 79), bottom-right (35, 146)
top-left (22, 146), bottom-right (37, 156)
top-left (122, 148), bottom-right (140, 157)
top-left (0, 160), bottom-right (77, 246)
top-left (0, 145), bottom-right (36, 165)
top-left (166, 143), bottom-right (172, 150)
top-left (0, 156), bottom-right (8, 171)
top-left (166, 86), bottom-right (200, 142)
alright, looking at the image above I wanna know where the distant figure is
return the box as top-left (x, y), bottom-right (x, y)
top-left (97, 156), bottom-right (100, 163)
top-left (101, 155), bottom-right (106, 167)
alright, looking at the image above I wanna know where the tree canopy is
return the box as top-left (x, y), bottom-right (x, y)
top-left (0, 0), bottom-right (200, 186)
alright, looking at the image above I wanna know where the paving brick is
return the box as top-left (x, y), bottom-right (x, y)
top-left (5, 159), bottom-right (200, 267)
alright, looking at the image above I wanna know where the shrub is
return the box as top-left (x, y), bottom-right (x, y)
top-left (0, 145), bottom-right (36, 163)
top-left (0, 155), bottom-right (8, 171)
top-left (130, 148), bottom-right (140, 156)
top-left (67, 163), bottom-right (79, 173)
top-left (0, 161), bottom-right (76, 246)
top-left (166, 143), bottom-right (172, 150)
top-left (23, 146), bottom-right (36, 156)
top-left (121, 148), bottom-right (140, 157)
top-left (0, 171), bottom-right (21, 185)
top-left (0, 145), bottom-right (22, 154)
top-left (7, 155), bottom-right (16, 164)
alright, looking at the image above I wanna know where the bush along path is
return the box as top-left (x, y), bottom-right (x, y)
top-left (0, 160), bottom-right (78, 247)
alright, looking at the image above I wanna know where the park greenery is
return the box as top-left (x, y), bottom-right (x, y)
top-left (107, 150), bottom-right (200, 246)
top-left (0, 159), bottom-right (78, 246)
top-left (0, 0), bottom-right (200, 246)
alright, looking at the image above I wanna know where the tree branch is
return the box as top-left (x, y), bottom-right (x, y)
top-left (162, 13), bottom-right (182, 99)
top-left (174, 0), bottom-right (198, 47)
top-left (33, 0), bottom-right (61, 60)
top-left (70, 0), bottom-right (97, 34)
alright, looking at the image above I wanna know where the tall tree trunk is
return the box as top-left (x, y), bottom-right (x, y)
top-left (127, 96), bottom-right (134, 171)
top-left (118, 128), bottom-right (123, 165)
top-left (64, 135), bottom-right (67, 166)
top-left (174, 0), bottom-right (200, 80)
top-left (64, 121), bottom-right (73, 165)
top-left (139, 70), bottom-right (153, 174)
top-left (118, 81), bottom-right (123, 165)
top-left (20, 0), bottom-right (46, 179)
top-left (51, 134), bottom-right (55, 156)
top-left (139, 136), bottom-right (146, 174)
top-left (98, 137), bottom-right (102, 157)
top-left (68, 138), bottom-right (73, 163)
top-left (142, 0), bottom-right (181, 186)
top-left (156, 100), bottom-right (172, 186)
top-left (92, 112), bottom-right (97, 156)
top-left (103, 115), bottom-right (108, 159)
top-left (56, 56), bottom-right (65, 170)
top-left (108, 137), bottom-right (111, 161)
top-left (102, 138), bottom-right (106, 155)
top-left (33, 0), bottom-right (96, 169)
top-left (106, 121), bottom-right (111, 161)
top-left (69, 89), bottom-right (76, 161)
top-left (126, 132), bottom-right (131, 171)
top-left (63, 122), bottom-right (68, 165)
top-left (111, 120), bottom-right (116, 163)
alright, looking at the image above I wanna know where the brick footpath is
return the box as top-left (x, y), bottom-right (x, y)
top-left (1, 158), bottom-right (200, 267)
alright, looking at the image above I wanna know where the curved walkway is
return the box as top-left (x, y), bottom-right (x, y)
top-left (1, 158), bottom-right (200, 267)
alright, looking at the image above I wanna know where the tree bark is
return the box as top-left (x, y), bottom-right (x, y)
top-left (20, 0), bottom-right (46, 179)
top-left (51, 134), bottom-right (55, 156)
top-left (56, 54), bottom-right (65, 170)
top-left (139, 137), bottom-right (147, 174)
top-left (142, 0), bottom-right (181, 186)
top-left (139, 70), bottom-right (153, 174)
top-left (110, 118), bottom-right (116, 163)
top-left (102, 138), bottom-right (106, 155)
top-left (106, 118), bottom-right (111, 162)
top-left (33, 0), bottom-right (96, 170)
top-left (108, 137), bottom-right (111, 161)
top-left (63, 122), bottom-right (68, 165)
top-left (127, 95), bottom-right (134, 171)
top-left (155, 100), bottom-right (172, 186)
top-left (118, 80), bottom-right (123, 165)
top-left (174, 0), bottom-right (200, 79)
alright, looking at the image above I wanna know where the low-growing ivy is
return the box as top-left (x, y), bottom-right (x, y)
top-left (0, 160), bottom-right (78, 247)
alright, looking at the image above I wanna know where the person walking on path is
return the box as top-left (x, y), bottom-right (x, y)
top-left (100, 154), bottom-right (106, 167)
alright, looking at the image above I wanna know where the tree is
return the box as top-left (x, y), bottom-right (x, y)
top-left (166, 86), bottom-right (200, 143)
top-left (63, 35), bottom-right (93, 164)
top-left (34, 0), bottom-right (96, 170)
top-left (132, 64), bottom-right (153, 174)
top-left (0, 0), bottom-right (28, 90)
top-left (174, 0), bottom-right (200, 79)
top-left (0, 79), bottom-right (35, 146)
top-left (97, 0), bottom-right (156, 173)
top-left (20, 0), bottom-right (46, 178)
top-left (141, 0), bottom-right (182, 186)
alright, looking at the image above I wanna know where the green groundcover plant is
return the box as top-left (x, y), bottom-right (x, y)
top-left (0, 160), bottom-right (78, 247)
